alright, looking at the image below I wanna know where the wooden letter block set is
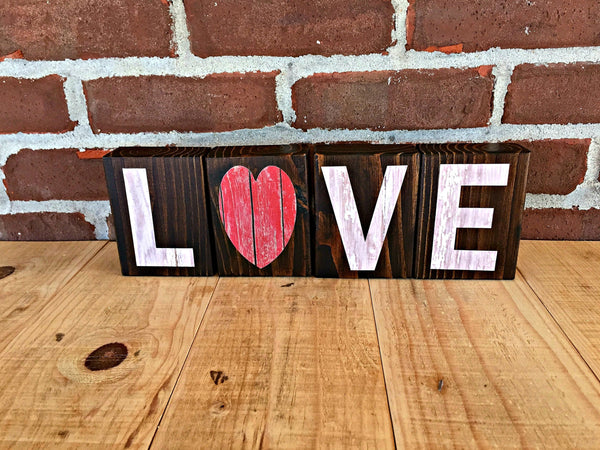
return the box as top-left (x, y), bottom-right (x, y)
top-left (104, 143), bottom-right (530, 279)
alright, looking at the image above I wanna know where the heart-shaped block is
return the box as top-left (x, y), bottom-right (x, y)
top-left (218, 166), bottom-right (297, 268)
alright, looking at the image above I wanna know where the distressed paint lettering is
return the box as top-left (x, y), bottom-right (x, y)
top-left (430, 163), bottom-right (510, 271)
top-left (123, 168), bottom-right (195, 267)
top-left (322, 165), bottom-right (407, 271)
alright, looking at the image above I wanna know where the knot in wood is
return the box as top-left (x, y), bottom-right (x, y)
top-left (85, 342), bottom-right (128, 371)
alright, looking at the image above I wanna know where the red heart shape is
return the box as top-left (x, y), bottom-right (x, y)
top-left (218, 166), bottom-right (297, 268)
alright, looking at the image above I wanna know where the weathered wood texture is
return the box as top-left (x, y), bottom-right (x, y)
top-left (313, 144), bottom-right (420, 278)
top-left (206, 146), bottom-right (311, 276)
top-left (370, 276), bottom-right (600, 448)
top-left (104, 147), bottom-right (214, 276)
top-left (153, 277), bottom-right (395, 448)
top-left (415, 143), bottom-right (530, 279)
top-left (519, 241), bottom-right (600, 379)
top-left (0, 241), bottom-right (105, 348)
top-left (0, 243), bottom-right (217, 447)
top-left (2, 241), bottom-right (600, 447)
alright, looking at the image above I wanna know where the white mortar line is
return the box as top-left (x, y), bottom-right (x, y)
top-left (489, 64), bottom-right (514, 126)
top-left (583, 138), bottom-right (600, 184)
top-left (525, 185), bottom-right (600, 210)
top-left (2, 46), bottom-right (600, 80)
top-left (62, 77), bottom-right (94, 135)
top-left (81, 201), bottom-right (111, 240)
top-left (0, 166), bottom-right (10, 216)
top-left (0, 143), bottom-right (20, 167)
top-left (389, 0), bottom-right (410, 57)
top-left (525, 194), bottom-right (568, 210)
top-left (169, 0), bottom-right (194, 60)
top-left (2, 123), bottom-right (600, 150)
top-left (275, 69), bottom-right (296, 124)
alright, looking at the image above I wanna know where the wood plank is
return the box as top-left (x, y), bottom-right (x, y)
top-left (0, 243), bottom-right (218, 447)
top-left (104, 147), bottom-right (214, 276)
top-left (518, 240), bottom-right (600, 378)
top-left (0, 241), bottom-right (105, 347)
top-left (370, 275), bottom-right (600, 448)
top-left (312, 143), bottom-right (419, 278)
top-left (415, 143), bottom-right (529, 279)
top-left (153, 277), bottom-right (395, 448)
top-left (206, 145), bottom-right (311, 276)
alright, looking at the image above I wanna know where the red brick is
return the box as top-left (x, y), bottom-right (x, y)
top-left (84, 74), bottom-right (282, 134)
top-left (107, 213), bottom-right (116, 241)
top-left (0, 0), bottom-right (172, 60)
top-left (0, 213), bottom-right (95, 240)
top-left (407, 0), bottom-right (600, 52)
top-left (77, 149), bottom-right (110, 159)
top-left (2, 149), bottom-right (108, 201)
top-left (522, 208), bottom-right (600, 240)
top-left (185, 0), bottom-right (394, 57)
top-left (0, 50), bottom-right (23, 62)
top-left (0, 76), bottom-right (75, 134)
top-left (504, 64), bottom-right (600, 125)
top-left (514, 140), bottom-right (589, 195)
top-left (292, 68), bottom-right (493, 130)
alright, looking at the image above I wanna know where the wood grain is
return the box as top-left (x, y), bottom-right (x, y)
top-left (518, 240), bottom-right (600, 379)
top-left (0, 243), bottom-right (218, 448)
top-left (153, 277), bottom-right (395, 448)
top-left (0, 241), bottom-right (104, 348)
top-left (104, 147), bottom-right (214, 276)
top-left (415, 143), bottom-right (530, 279)
top-left (313, 143), bottom-right (420, 278)
top-left (370, 275), bottom-right (600, 448)
top-left (206, 145), bottom-right (311, 276)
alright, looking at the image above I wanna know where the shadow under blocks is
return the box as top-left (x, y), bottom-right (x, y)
top-left (103, 143), bottom-right (529, 279)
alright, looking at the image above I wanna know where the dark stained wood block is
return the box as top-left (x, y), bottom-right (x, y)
top-left (415, 143), bottom-right (530, 279)
top-left (103, 147), bottom-right (214, 276)
top-left (312, 144), bottom-right (420, 278)
top-left (206, 145), bottom-right (311, 276)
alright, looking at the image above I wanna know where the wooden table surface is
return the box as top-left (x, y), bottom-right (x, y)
top-left (0, 241), bottom-right (599, 448)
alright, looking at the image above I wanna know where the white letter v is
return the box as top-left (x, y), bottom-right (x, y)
top-left (322, 166), bottom-right (407, 271)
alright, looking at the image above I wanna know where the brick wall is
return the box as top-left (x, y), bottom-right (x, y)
top-left (0, 0), bottom-right (599, 240)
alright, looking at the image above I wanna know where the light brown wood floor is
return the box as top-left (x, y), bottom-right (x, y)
top-left (1, 241), bottom-right (599, 448)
